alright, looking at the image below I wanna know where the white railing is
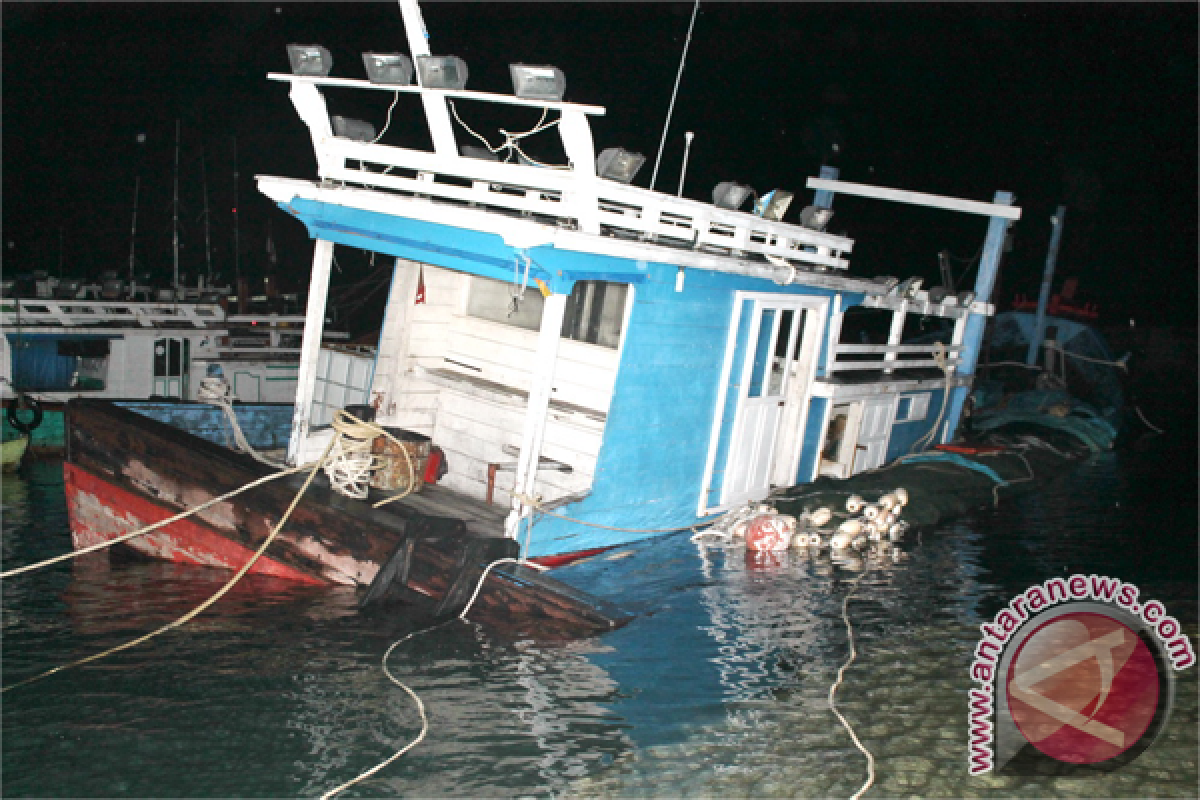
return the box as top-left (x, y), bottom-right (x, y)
top-left (1, 299), bottom-right (224, 328)
top-left (828, 342), bottom-right (963, 374)
top-left (272, 75), bottom-right (854, 270)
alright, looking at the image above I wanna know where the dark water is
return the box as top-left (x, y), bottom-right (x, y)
top-left (3, 423), bottom-right (1196, 798)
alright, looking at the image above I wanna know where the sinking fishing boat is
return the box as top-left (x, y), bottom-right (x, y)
top-left (63, 0), bottom-right (1027, 626)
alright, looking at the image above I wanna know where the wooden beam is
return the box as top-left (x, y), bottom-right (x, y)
top-left (805, 178), bottom-right (1022, 220)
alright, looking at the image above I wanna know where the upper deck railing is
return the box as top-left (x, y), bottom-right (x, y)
top-left (268, 74), bottom-right (855, 271)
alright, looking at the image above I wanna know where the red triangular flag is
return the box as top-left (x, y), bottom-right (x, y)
top-left (415, 265), bottom-right (426, 305)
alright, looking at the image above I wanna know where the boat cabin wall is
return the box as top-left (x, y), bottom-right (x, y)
top-left (367, 261), bottom-right (619, 507)
top-left (114, 400), bottom-right (294, 453)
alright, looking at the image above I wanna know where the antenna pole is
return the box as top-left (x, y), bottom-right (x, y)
top-left (172, 120), bottom-right (180, 295)
top-left (677, 131), bottom-right (695, 197)
top-left (650, 0), bottom-right (700, 192)
top-left (201, 148), bottom-right (213, 286)
top-left (128, 177), bottom-right (140, 295)
top-left (233, 135), bottom-right (241, 291)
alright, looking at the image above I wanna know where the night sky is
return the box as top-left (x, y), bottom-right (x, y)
top-left (4, 2), bottom-right (1196, 329)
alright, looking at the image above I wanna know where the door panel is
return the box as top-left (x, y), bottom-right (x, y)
top-left (851, 396), bottom-right (895, 475)
top-left (703, 295), bottom-right (827, 512)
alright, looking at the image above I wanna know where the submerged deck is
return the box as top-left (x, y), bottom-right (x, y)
top-left (373, 481), bottom-right (508, 539)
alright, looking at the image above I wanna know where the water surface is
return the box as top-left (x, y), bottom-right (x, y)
top-left (2, 423), bottom-right (1195, 798)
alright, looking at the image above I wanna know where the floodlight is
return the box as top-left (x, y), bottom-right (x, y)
top-left (363, 52), bottom-right (413, 85)
top-left (596, 148), bottom-right (646, 184)
top-left (287, 44), bottom-right (333, 77)
top-left (755, 189), bottom-right (794, 221)
top-left (416, 55), bottom-right (468, 90)
top-left (509, 63), bottom-right (566, 102)
top-left (460, 145), bottom-right (500, 162)
top-left (331, 116), bottom-right (377, 142)
top-left (928, 286), bottom-right (949, 304)
top-left (798, 205), bottom-right (834, 231)
top-left (712, 182), bottom-right (755, 211)
top-left (891, 276), bottom-right (923, 299)
top-left (957, 290), bottom-right (976, 308)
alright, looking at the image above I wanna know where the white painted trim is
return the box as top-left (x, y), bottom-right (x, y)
top-left (504, 292), bottom-right (567, 539)
top-left (268, 73), bottom-right (608, 116)
top-left (771, 298), bottom-right (831, 488)
top-left (805, 178), bottom-right (1023, 220)
top-left (696, 295), bottom-right (747, 517)
top-left (288, 238), bottom-right (334, 464)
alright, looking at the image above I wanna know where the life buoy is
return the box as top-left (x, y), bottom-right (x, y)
top-left (7, 395), bottom-right (43, 434)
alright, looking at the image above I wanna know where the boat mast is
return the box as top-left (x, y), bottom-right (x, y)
top-left (201, 148), bottom-right (213, 286)
top-left (172, 120), bottom-right (180, 294)
top-left (127, 176), bottom-right (140, 292)
top-left (233, 135), bottom-right (241, 293)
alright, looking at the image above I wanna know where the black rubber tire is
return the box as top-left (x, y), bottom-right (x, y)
top-left (7, 395), bottom-right (43, 434)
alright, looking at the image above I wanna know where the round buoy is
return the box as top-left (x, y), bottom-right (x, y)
top-left (830, 530), bottom-right (854, 550)
top-left (845, 495), bottom-right (864, 514)
top-left (878, 493), bottom-right (897, 511)
top-left (6, 394), bottom-right (43, 434)
top-left (863, 504), bottom-right (880, 521)
top-left (838, 518), bottom-right (862, 536)
top-left (810, 507), bottom-right (833, 527)
top-left (894, 488), bottom-right (909, 507)
top-left (744, 513), bottom-right (796, 551)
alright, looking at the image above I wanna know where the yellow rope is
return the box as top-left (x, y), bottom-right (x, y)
top-left (2, 435), bottom-right (340, 694)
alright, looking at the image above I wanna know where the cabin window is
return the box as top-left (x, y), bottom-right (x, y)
top-left (5, 336), bottom-right (110, 390)
top-left (467, 276), bottom-right (628, 349)
top-left (895, 392), bottom-right (931, 422)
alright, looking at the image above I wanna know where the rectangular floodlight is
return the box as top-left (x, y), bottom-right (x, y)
top-left (509, 63), bottom-right (566, 102)
top-left (756, 189), bottom-right (794, 221)
top-left (596, 148), bottom-right (646, 184)
top-left (363, 52), bottom-right (413, 85)
top-left (416, 55), bottom-right (468, 90)
top-left (713, 181), bottom-right (755, 211)
top-left (287, 44), bottom-right (333, 77)
top-left (331, 116), bottom-right (377, 142)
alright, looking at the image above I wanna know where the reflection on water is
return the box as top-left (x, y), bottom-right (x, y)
top-left (1, 433), bottom-right (1196, 797)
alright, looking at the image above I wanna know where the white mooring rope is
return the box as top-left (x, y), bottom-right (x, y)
top-left (829, 559), bottom-right (876, 800)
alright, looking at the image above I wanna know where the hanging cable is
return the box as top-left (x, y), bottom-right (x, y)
top-left (371, 91), bottom-right (401, 144)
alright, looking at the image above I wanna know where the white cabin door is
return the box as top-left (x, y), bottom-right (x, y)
top-left (851, 395), bottom-right (894, 475)
top-left (152, 337), bottom-right (188, 399)
top-left (703, 295), bottom-right (822, 512)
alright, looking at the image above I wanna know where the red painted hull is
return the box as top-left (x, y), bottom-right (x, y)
top-left (64, 462), bottom-right (326, 585)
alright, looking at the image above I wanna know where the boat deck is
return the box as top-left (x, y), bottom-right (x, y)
top-left (372, 481), bottom-right (509, 539)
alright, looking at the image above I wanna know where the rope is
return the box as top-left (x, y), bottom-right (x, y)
top-left (829, 557), bottom-right (875, 800)
top-left (198, 376), bottom-right (286, 468)
top-left (320, 557), bottom-right (526, 799)
top-left (511, 492), bottom-right (711, 535)
top-left (0, 464), bottom-right (309, 580)
top-left (447, 100), bottom-right (566, 168)
top-left (2, 435), bottom-right (340, 693)
top-left (1135, 405), bottom-right (1164, 434)
top-left (370, 91), bottom-right (401, 144)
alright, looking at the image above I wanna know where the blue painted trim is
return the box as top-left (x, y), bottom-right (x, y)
top-left (706, 297), bottom-right (755, 507)
top-left (795, 396), bottom-right (829, 483)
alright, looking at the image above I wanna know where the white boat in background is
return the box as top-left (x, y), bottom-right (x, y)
top-left (1, 279), bottom-right (359, 451)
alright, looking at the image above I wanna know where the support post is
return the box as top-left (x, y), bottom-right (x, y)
top-left (941, 190), bottom-right (1015, 441)
top-left (287, 238), bottom-right (334, 464)
top-left (505, 292), bottom-right (568, 540)
top-left (397, 0), bottom-right (459, 157)
top-left (812, 165), bottom-right (839, 208)
top-left (1026, 205), bottom-right (1067, 365)
top-left (883, 300), bottom-right (907, 374)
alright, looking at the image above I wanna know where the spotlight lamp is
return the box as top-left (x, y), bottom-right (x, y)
top-left (755, 189), bottom-right (795, 221)
top-left (287, 44), bottom-right (333, 77)
top-left (460, 145), bottom-right (500, 162)
top-left (363, 52), bottom-right (413, 85)
top-left (331, 116), bottom-right (377, 142)
top-left (509, 63), bottom-right (566, 102)
top-left (798, 205), bottom-right (835, 231)
top-left (712, 182), bottom-right (756, 211)
top-left (596, 148), bottom-right (646, 184)
top-left (416, 55), bottom-right (469, 90)
top-left (891, 276), bottom-right (924, 300)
